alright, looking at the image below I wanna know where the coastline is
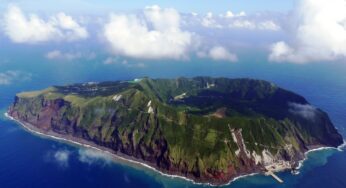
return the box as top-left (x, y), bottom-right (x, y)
top-left (4, 112), bottom-right (224, 186)
top-left (4, 112), bottom-right (343, 186)
top-left (294, 141), bottom-right (346, 172)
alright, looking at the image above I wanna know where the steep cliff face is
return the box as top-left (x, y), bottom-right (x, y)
top-left (8, 77), bottom-right (343, 185)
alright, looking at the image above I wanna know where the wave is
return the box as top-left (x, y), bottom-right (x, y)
top-left (4, 112), bottom-right (344, 187)
top-left (337, 140), bottom-right (346, 151)
top-left (295, 140), bottom-right (345, 172)
top-left (4, 113), bottom-right (218, 186)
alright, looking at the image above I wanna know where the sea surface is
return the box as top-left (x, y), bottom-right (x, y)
top-left (1, 50), bottom-right (346, 187)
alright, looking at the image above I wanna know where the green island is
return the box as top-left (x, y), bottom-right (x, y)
top-left (8, 77), bottom-right (343, 185)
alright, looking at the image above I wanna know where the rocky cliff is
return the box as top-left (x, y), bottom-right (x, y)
top-left (8, 77), bottom-right (343, 185)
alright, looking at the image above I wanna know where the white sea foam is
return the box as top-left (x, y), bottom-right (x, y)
top-left (294, 143), bottom-right (345, 173)
top-left (4, 112), bottom-right (345, 186)
top-left (4, 113), bottom-right (216, 186)
top-left (337, 140), bottom-right (346, 151)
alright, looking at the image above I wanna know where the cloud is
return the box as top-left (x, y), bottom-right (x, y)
top-left (46, 50), bottom-right (81, 60)
top-left (196, 11), bottom-right (280, 31)
top-left (229, 20), bottom-right (256, 30)
top-left (103, 57), bottom-right (145, 68)
top-left (103, 5), bottom-right (193, 60)
top-left (0, 70), bottom-right (32, 85)
top-left (3, 5), bottom-right (88, 43)
top-left (289, 102), bottom-right (317, 120)
top-left (221, 10), bottom-right (246, 18)
top-left (53, 12), bottom-right (89, 41)
top-left (228, 19), bottom-right (280, 30)
top-left (269, 41), bottom-right (298, 62)
top-left (103, 56), bottom-right (128, 65)
top-left (269, 0), bottom-right (346, 63)
top-left (78, 149), bottom-right (112, 165)
top-left (53, 150), bottom-right (70, 168)
top-left (198, 46), bottom-right (238, 62)
top-left (201, 12), bottom-right (223, 28)
top-left (103, 57), bottom-right (119, 65)
top-left (45, 50), bottom-right (96, 61)
top-left (258, 21), bottom-right (281, 31)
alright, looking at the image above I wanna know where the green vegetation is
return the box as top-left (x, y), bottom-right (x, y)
top-left (9, 77), bottom-right (343, 184)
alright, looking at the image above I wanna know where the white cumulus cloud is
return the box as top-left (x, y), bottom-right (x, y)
top-left (3, 5), bottom-right (88, 43)
top-left (269, 0), bottom-right (346, 63)
top-left (197, 10), bottom-right (280, 31)
top-left (103, 5), bottom-right (193, 60)
top-left (289, 102), bottom-right (317, 120)
top-left (228, 19), bottom-right (280, 30)
top-left (269, 41), bottom-right (298, 62)
top-left (201, 12), bottom-right (223, 28)
top-left (198, 46), bottom-right (238, 62)
top-left (258, 21), bottom-right (281, 31)
top-left (222, 10), bottom-right (246, 18)
top-left (229, 20), bottom-right (256, 30)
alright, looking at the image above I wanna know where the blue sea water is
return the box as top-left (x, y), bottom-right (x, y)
top-left (1, 49), bottom-right (346, 188)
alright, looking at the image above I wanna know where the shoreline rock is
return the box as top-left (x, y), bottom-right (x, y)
top-left (7, 77), bottom-right (343, 185)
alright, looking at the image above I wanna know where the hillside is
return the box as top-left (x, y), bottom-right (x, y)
top-left (8, 77), bottom-right (343, 185)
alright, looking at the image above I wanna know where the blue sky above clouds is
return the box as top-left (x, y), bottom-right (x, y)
top-left (0, 0), bottom-right (345, 70)
top-left (0, 0), bottom-right (295, 14)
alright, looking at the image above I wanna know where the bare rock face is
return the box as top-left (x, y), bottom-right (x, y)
top-left (8, 77), bottom-right (343, 185)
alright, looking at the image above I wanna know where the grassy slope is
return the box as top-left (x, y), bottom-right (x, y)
top-left (12, 77), bottom-right (338, 174)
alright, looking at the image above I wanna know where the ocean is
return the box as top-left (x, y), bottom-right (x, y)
top-left (1, 50), bottom-right (346, 188)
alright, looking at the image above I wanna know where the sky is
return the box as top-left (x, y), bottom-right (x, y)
top-left (0, 0), bottom-right (295, 14)
top-left (0, 0), bottom-right (346, 86)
